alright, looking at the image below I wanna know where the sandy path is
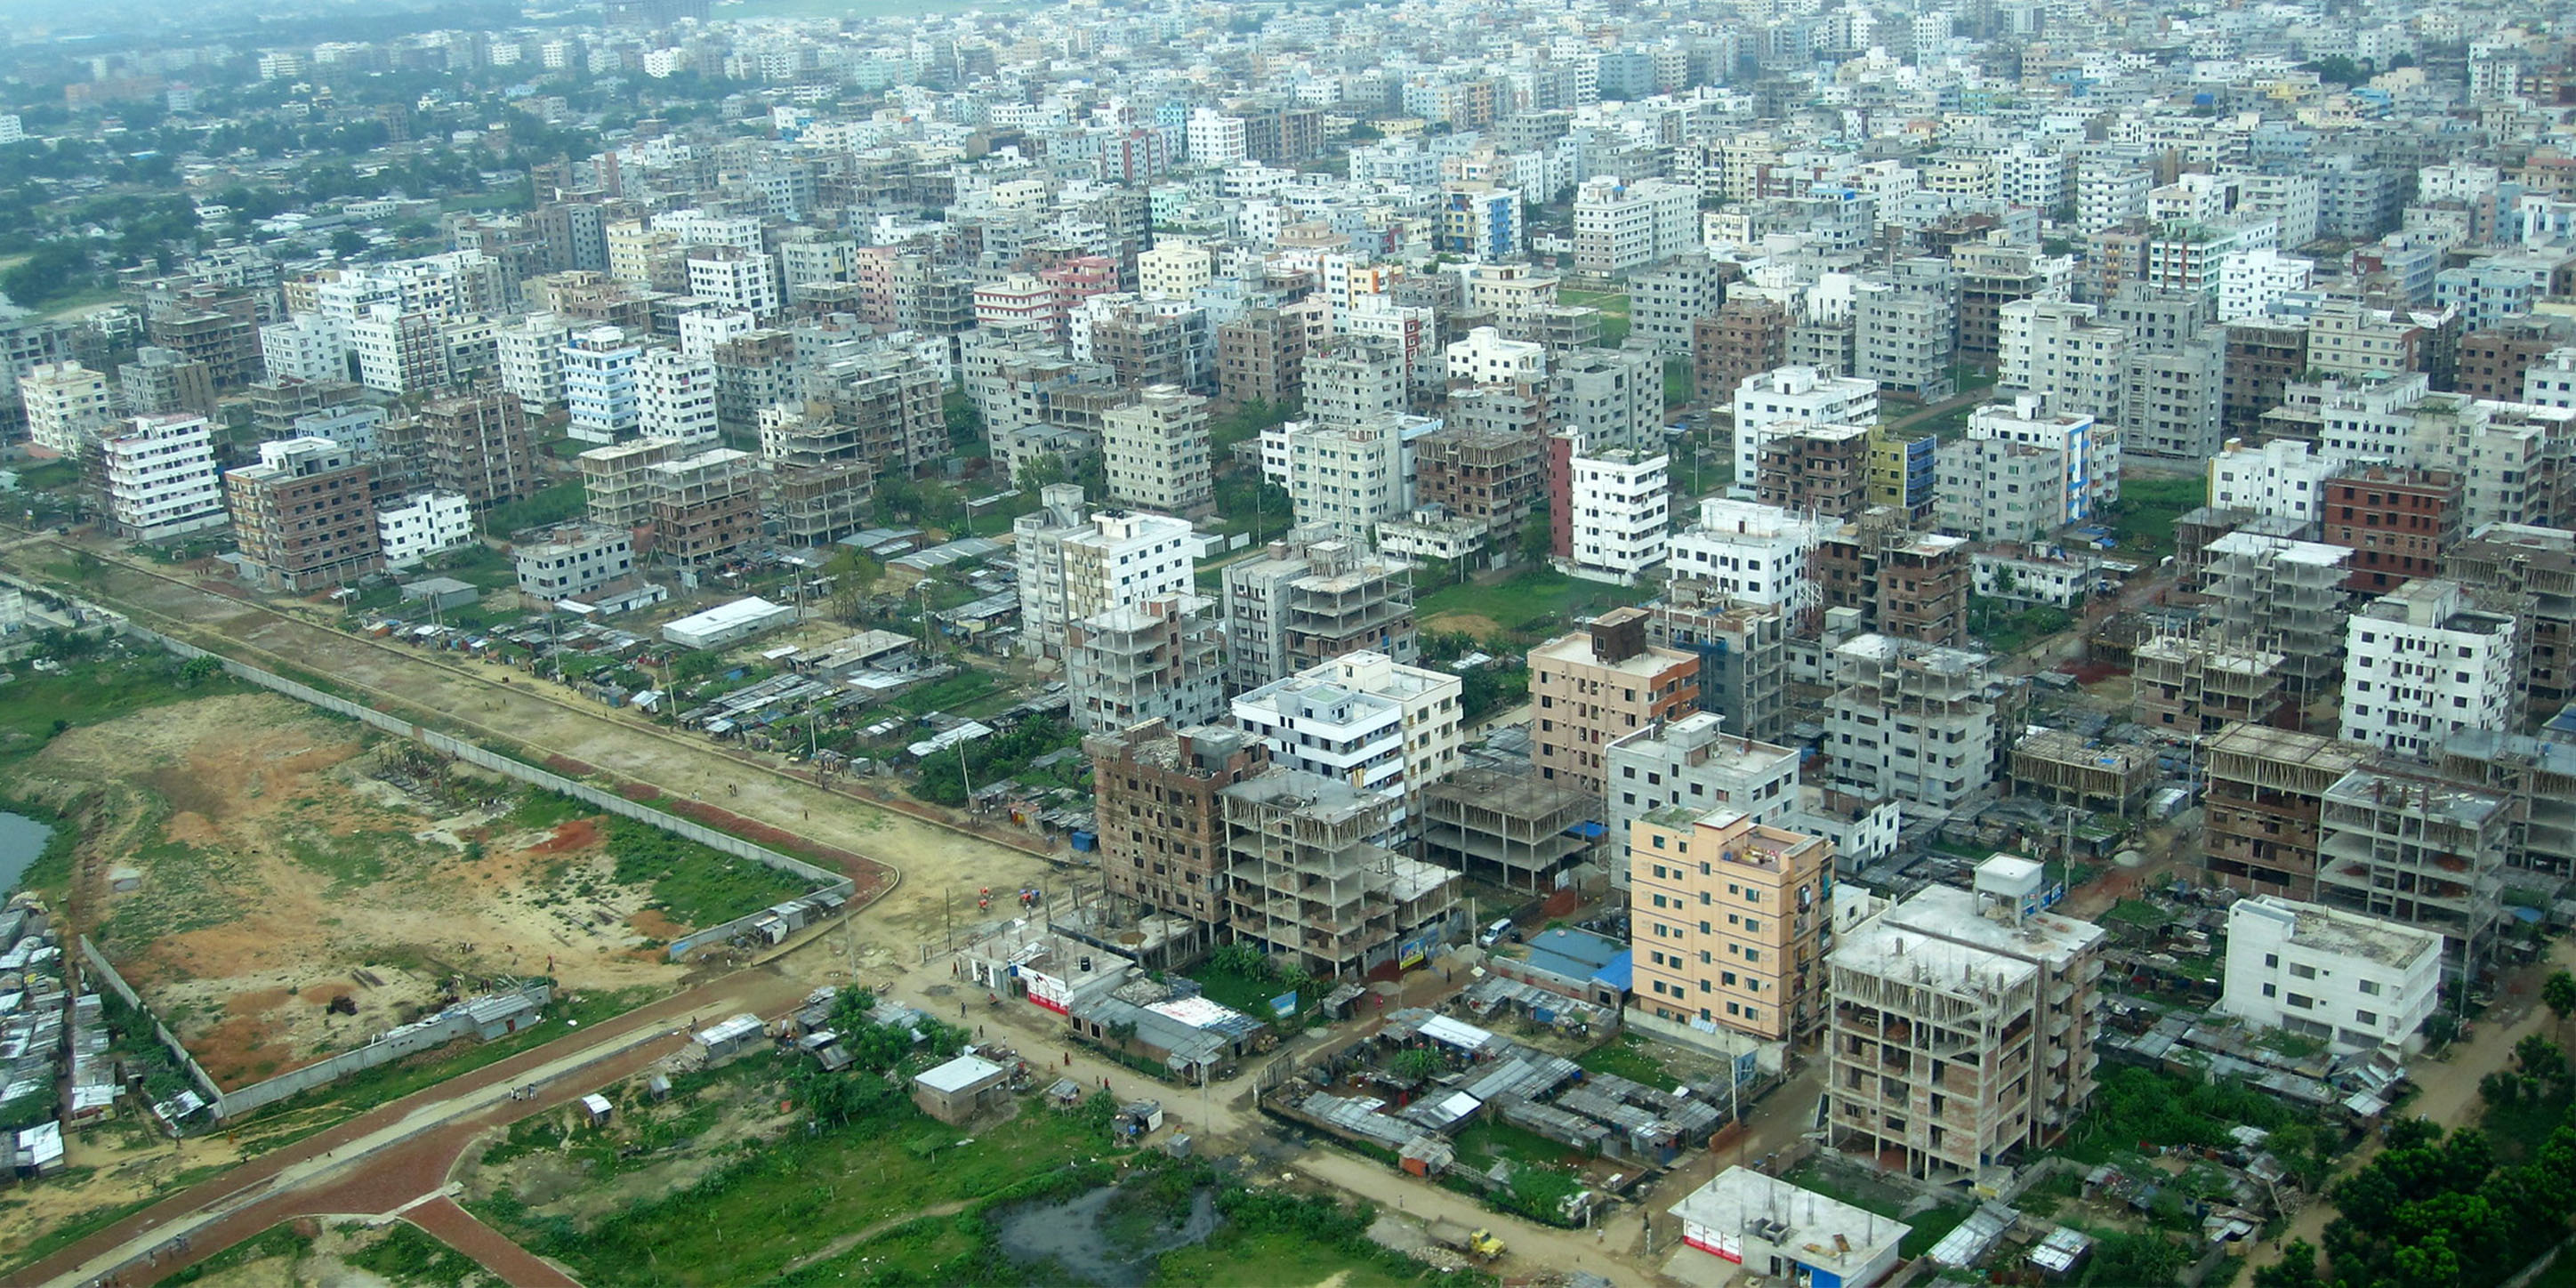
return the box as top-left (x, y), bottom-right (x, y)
top-left (2234, 937), bottom-right (2576, 1284)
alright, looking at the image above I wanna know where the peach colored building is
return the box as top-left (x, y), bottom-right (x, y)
top-left (1627, 807), bottom-right (1832, 1043)
top-left (1528, 608), bottom-right (1699, 798)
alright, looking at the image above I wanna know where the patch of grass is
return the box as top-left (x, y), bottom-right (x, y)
top-left (343, 1219), bottom-right (487, 1284)
top-left (884, 669), bottom-right (1000, 717)
top-left (1574, 1033), bottom-right (1680, 1089)
top-left (160, 1222), bottom-right (311, 1284)
top-left (505, 788), bottom-right (590, 832)
top-left (1152, 1229), bottom-right (1447, 1287)
top-left (480, 480), bottom-right (586, 539)
top-left (480, 1091), bottom-right (1123, 1285)
top-left (1416, 568), bottom-right (1653, 642)
top-left (2104, 474), bottom-right (2202, 563)
top-left (227, 986), bottom-right (663, 1141)
top-left (2100, 898), bottom-right (2170, 929)
top-left (1899, 1203), bottom-right (1973, 1260)
top-left (10, 458), bottom-right (81, 491)
top-left (1453, 1116), bottom-right (1588, 1168)
top-left (0, 648), bottom-right (247, 778)
top-left (283, 827), bottom-right (401, 891)
top-left (603, 816), bottom-right (816, 928)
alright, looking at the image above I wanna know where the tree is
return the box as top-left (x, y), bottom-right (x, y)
top-left (2308, 55), bottom-right (2367, 86)
top-left (1015, 451), bottom-right (1070, 494)
top-left (2543, 970), bottom-right (2576, 1042)
top-left (2518, 1031), bottom-right (2565, 1085)
top-left (1519, 506), bottom-right (1552, 563)
top-left (1390, 1048), bottom-right (1445, 1082)
top-left (329, 229), bottom-right (370, 259)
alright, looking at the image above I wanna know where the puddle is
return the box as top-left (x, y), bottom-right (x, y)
top-left (994, 1179), bottom-right (1221, 1286)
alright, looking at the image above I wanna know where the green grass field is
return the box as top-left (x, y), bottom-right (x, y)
top-left (478, 1091), bottom-right (1118, 1285)
top-left (2105, 474), bottom-right (2202, 563)
top-left (1558, 286), bottom-right (1630, 345)
top-left (1416, 568), bottom-right (1654, 640)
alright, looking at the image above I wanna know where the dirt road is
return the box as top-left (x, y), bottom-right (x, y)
top-left (2234, 937), bottom-right (2576, 1284)
top-left (28, 962), bottom-right (814, 1287)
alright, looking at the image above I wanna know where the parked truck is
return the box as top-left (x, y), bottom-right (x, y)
top-left (1426, 1218), bottom-right (1504, 1261)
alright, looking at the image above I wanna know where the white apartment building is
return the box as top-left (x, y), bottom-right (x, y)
top-left (685, 246), bottom-right (782, 318)
top-left (0, 116), bottom-right (22, 146)
top-left (1284, 417), bottom-right (1408, 542)
top-left (2306, 371), bottom-right (2433, 461)
top-left (650, 209), bottom-right (765, 253)
top-left (2523, 348), bottom-right (2576, 409)
top-left (497, 314), bottom-right (570, 409)
top-left (2219, 896), bottom-right (2443, 1051)
top-left (1230, 649), bottom-right (1463, 839)
top-left (1186, 109), bottom-right (1247, 167)
top-left (1566, 446), bottom-right (1671, 585)
top-left (562, 326), bottom-right (644, 444)
top-left (1138, 241), bottom-right (1215, 298)
top-left (349, 306), bottom-right (447, 394)
top-left (374, 490), bottom-right (473, 570)
top-left (1826, 634), bottom-right (1999, 810)
top-left (1100, 386), bottom-right (1214, 517)
top-left (101, 415), bottom-right (227, 542)
top-left (1572, 175), bottom-right (1699, 274)
top-left (1997, 300), bottom-right (2128, 425)
top-left (2218, 249), bottom-right (2314, 322)
top-left (1732, 366), bottom-right (1880, 491)
top-left (1445, 326), bottom-right (1547, 387)
top-left (260, 315), bottom-right (346, 383)
top-left (639, 347), bottom-right (720, 445)
top-left (678, 310), bottom-right (755, 361)
top-left (1011, 485), bottom-right (1200, 658)
top-left (1667, 497), bottom-right (1821, 620)
top-left (2340, 578), bottom-right (2522, 756)
top-left (1934, 396), bottom-right (2121, 543)
top-left (20, 360), bottom-right (115, 456)
top-left (512, 525), bottom-right (637, 601)
top-left (1605, 712), bottom-right (1802, 887)
top-left (2207, 437), bottom-right (2345, 524)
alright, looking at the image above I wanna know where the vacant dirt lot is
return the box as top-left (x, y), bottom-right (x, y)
top-left (13, 693), bottom-right (695, 1086)
top-left (17, 545), bottom-right (1073, 967)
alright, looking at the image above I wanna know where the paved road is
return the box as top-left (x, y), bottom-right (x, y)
top-left (28, 965), bottom-right (811, 1287)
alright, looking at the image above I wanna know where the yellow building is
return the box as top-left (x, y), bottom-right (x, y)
top-left (1627, 806), bottom-right (1833, 1043)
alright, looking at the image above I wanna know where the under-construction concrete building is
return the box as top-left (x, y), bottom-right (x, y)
top-left (2318, 765), bottom-right (2509, 978)
top-left (2008, 730), bottom-right (2156, 815)
top-left (1643, 590), bottom-right (1792, 743)
top-left (2445, 522), bottom-right (2576, 715)
top-left (1826, 634), bottom-right (2001, 810)
top-left (1219, 532), bottom-right (1417, 692)
top-left (580, 438), bottom-right (681, 530)
top-left (1064, 594), bottom-right (1228, 737)
top-left (2202, 723), bottom-right (2368, 899)
top-left (647, 447), bottom-right (761, 569)
top-left (416, 390), bottom-right (539, 511)
top-left (797, 349), bottom-right (947, 477)
top-left (758, 404), bottom-right (876, 547)
top-left (2436, 729), bottom-right (2576, 883)
top-left (1220, 769), bottom-right (1461, 980)
top-left (1086, 720), bottom-right (1270, 961)
top-left (1815, 511), bottom-right (1972, 648)
top-left (2202, 530), bottom-right (2355, 697)
top-left (1420, 765), bottom-right (1597, 891)
top-left (1826, 857), bottom-right (2105, 1180)
top-left (2132, 634), bottom-right (2288, 734)
top-left (1756, 422), bottom-right (1872, 521)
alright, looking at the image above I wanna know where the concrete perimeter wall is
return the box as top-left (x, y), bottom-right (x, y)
top-left (76, 936), bottom-right (225, 1107)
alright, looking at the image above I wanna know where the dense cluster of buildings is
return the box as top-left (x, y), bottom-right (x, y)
top-left (23, 0), bottom-right (2576, 1231)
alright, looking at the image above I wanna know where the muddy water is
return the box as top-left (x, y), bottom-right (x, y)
top-left (994, 1182), bottom-right (1220, 1286)
top-left (0, 811), bottom-right (47, 897)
